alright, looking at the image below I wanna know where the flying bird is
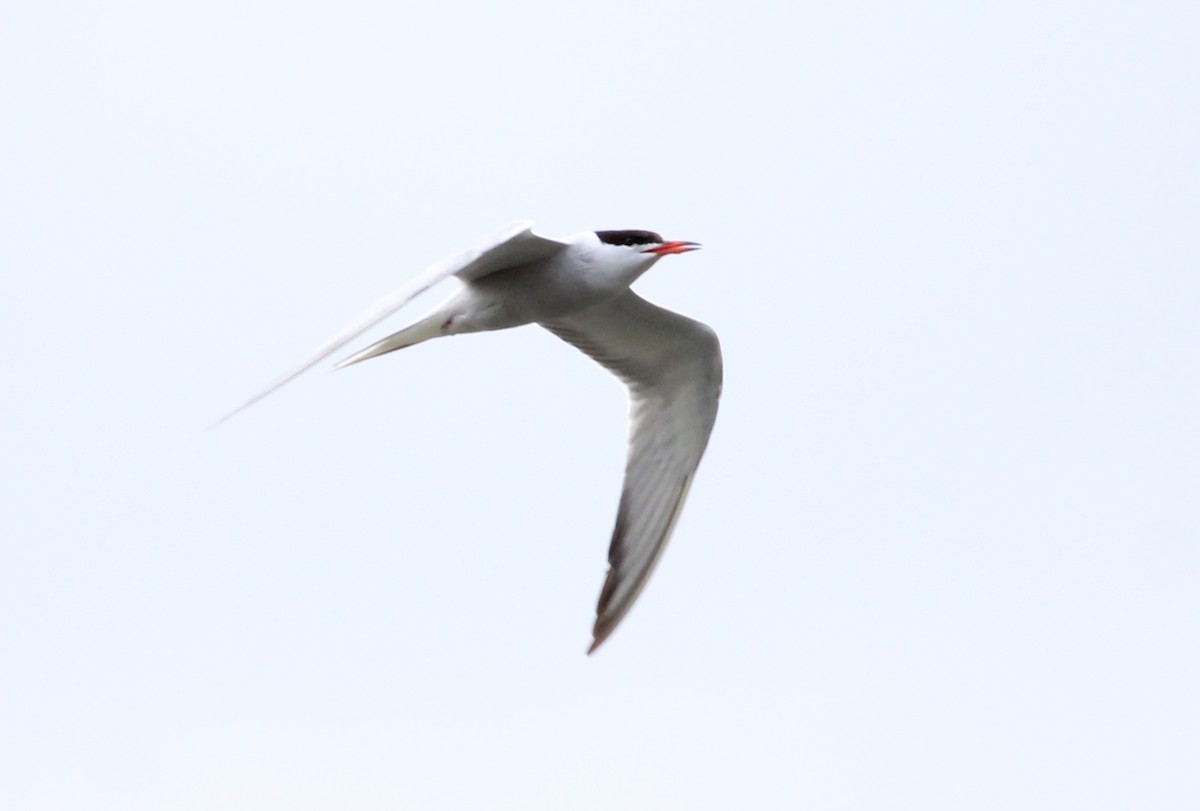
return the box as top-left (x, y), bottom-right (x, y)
top-left (217, 221), bottom-right (722, 652)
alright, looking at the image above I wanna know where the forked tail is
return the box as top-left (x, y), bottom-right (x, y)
top-left (334, 314), bottom-right (446, 369)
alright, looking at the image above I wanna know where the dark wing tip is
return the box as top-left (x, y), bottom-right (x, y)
top-left (587, 574), bottom-right (622, 655)
top-left (584, 473), bottom-right (697, 656)
top-left (587, 621), bottom-right (618, 655)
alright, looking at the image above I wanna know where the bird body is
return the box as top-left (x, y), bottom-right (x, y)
top-left (352, 230), bottom-right (665, 353)
top-left (219, 221), bottom-right (721, 652)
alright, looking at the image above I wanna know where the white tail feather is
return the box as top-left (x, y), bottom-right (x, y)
top-left (334, 316), bottom-right (445, 369)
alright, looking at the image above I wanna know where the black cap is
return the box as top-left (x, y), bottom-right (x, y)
top-left (595, 230), bottom-right (663, 247)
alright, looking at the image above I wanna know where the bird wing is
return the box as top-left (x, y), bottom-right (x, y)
top-left (215, 220), bottom-right (569, 425)
top-left (540, 291), bottom-right (723, 652)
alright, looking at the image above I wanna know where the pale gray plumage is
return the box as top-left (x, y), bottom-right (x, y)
top-left (218, 221), bottom-right (721, 652)
top-left (542, 292), bottom-right (721, 651)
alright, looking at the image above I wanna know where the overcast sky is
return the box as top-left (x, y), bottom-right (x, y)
top-left (3, 2), bottom-right (1197, 809)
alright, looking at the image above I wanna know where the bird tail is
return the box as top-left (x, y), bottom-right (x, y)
top-left (335, 314), bottom-right (445, 369)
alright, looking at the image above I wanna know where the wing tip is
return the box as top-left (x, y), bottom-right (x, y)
top-left (208, 392), bottom-right (268, 430)
top-left (587, 582), bottom-right (630, 656)
top-left (588, 611), bottom-right (624, 657)
top-left (586, 620), bottom-right (617, 655)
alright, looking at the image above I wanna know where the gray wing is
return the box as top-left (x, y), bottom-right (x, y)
top-left (214, 220), bottom-right (568, 425)
top-left (540, 291), bottom-right (723, 653)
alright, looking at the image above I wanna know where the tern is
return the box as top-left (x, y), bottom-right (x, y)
top-left (218, 220), bottom-right (722, 652)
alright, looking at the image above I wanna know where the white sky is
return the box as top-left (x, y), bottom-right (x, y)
top-left (3, 2), bottom-right (1197, 809)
